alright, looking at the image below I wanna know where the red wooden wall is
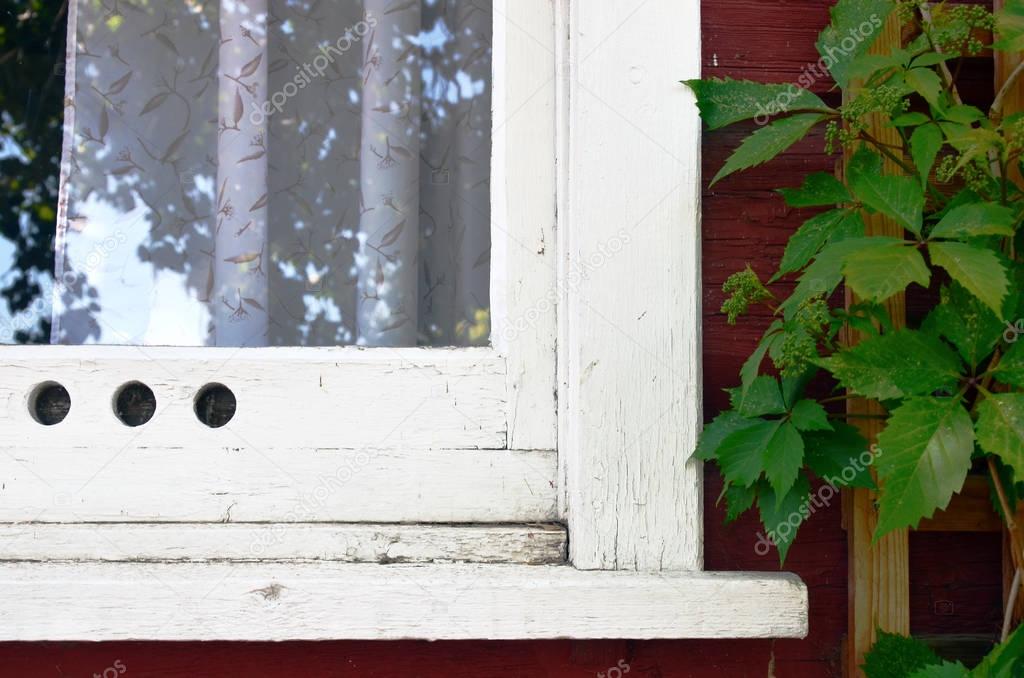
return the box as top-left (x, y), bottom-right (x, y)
top-left (0, 1), bottom-right (1004, 676)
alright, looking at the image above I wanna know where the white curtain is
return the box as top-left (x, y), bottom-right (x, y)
top-left (54, 0), bottom-right (492, 348)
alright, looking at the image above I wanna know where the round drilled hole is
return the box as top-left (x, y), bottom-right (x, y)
top-left (194, 383), bottom-right (236, 428)
top-left (30, 382), bottom-right (71, 426)
top-left (114, 382), bottom-right (157, 427)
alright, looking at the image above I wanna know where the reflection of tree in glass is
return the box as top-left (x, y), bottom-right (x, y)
top-left (49, 0), bottom-right (493, 346)
top-left (0, 1), bottom-right (68, 344)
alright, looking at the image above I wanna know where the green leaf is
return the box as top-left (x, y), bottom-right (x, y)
top-left (816, 0), bottom-right (895, 90)
top-left (911, 53), bottom-right (955, 69)
top-left (906, 67), bottom-right (945, 108)
top-left (844, 238), bottom-right (931, 303)
top-left (721, 483), bottom-right (757, 523)
top-left (696, 410), bottom-right (760, 462)
top-left (791, 399), bottom-right (833, 432)
top-left (971, 620), bottom-right (1024, 676)
top-left (847, 52), bottom-right (902, 82)
top-left (929, 241), bottom-right (1009, 318)
top-left (941, 105), bottom-right (986, 125)
top-left (862, 631), bottom-right (944, 678)
top-left (976, 394), bottom-right (1024, 484)
top-left (729, 375), bottom-right (787, 417)
top-left (994, 341), bottom-right (1024, 389)
top-left (758, 474), bottom-right (811, 564)
top-left (930, 202), bottom-right (1016, 240)
top-left (740, 321), bottom-right (783, 391)
top-left (923, 284), bottom-right (1003, 370)
top-left (683, 78), bottom-right (830, 131)
top-left (779, 237), bottom-right (881, 318)
top-left (764, 421), bottom-right (805, 500)
top-left (778, 173), bottom-right (852, 207)
top-left (779, 209), bottom-right (864, 276)
top-left (712, 114), bottom-right (826, 185)
top-left (848, 147), bottom-right (925, 234)
top-left (874, 397), bottom-right (975, 537)
top-left (804, 423), bottom-right (876, 489)
top-left (910, 662), bottom-right (968, 678)
top-left (718, 419), bottom-right (783, 487)
top-left (892, 112), bottom-right (931, 127)
top-left (910, 124), bottom-right (943, 187)
top-left (994, 0), bottom-right (1024, 51)
top-left (818, 329), bottom-right (963, 400)
top-left (781, 369), bottom-right (817, 409)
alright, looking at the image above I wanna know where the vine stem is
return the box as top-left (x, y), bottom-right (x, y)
top-left (993, 58), bottom-right (1024, 120)
top-left (1004, 568), bottom-right (1022, 642)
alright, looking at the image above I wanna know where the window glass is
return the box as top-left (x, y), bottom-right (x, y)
top-left (3, 0), bottom-right (492, 347)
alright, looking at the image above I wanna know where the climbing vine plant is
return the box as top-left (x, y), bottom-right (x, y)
top-left (687, 0), bottom-right (1024, 611)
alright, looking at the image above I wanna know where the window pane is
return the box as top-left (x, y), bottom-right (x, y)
top-left (0, 3), bottom-right (65, 346)
top-left (13, 0), bottom-right (492, 347)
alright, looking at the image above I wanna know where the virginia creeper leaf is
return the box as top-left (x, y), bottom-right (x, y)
top-left (874, 397), bottom-right (975, 537)
top-left (712, 114), bottom-right (826, 185)
top-left (848, 147), bottom-right (925, 234)
top-left (683, 78), bottom-right (829, 130)
top-left (930, 202), bottom-right (1016, 240)
top-left (818, 329), bottom-right (962, 400)
top-left (778, 172), bottom-right (852, 207)
top-left (928, 241), bottom-right (1009, 318)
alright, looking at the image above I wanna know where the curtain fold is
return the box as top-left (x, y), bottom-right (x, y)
top-left (357, 0), bottom-right (421, 347)
top-left (54, 0), bottom-right (491, 348)
top-left (216, 0), bottom-right (270, 346)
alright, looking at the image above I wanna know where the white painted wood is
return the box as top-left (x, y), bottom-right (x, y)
top-left (560, 0), bottom-right (704, 570)
top-left (491, 0), bottom-right (558, 451)
top-left (0, 524), bottom-right (567, 565)
top-left (0, 447), bottom-right (556, 523)
top-left (0, 563), bottom-right (807, 640)
top-left (0, 345), bottom-right (505, 450)
top-left (0, 0), bottom-right (807, 643)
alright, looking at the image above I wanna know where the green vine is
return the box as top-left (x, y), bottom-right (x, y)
top-left (686, 1), bottom-right (1024, 671)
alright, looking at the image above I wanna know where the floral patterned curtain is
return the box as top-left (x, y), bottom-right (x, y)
top-left (54, 0), bottom-right (492, 348)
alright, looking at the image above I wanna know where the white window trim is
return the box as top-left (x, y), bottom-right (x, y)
top-left (0, 0), bottom-right (807, 640)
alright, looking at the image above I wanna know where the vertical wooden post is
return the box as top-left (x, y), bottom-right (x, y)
top-left (994, 0), bottom-right (1024, 626)
top-left (844, 12), bottom-right (911, 676)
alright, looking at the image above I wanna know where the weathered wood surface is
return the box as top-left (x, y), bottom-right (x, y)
top-left (0, 563), bottom-right (807, 641)
top-left (561, 0), bottom-right (703, 572)
top-left (0, 447), bottom-right (557, 523)
top-left (0, 523), bottom-right (568, 565)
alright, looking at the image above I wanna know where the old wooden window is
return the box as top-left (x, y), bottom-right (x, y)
top-left (0, 0), bottom-right (806, 640)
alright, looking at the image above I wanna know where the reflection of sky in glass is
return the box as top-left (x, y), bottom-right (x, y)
top-left (51, 0), bottom-right (492, 348)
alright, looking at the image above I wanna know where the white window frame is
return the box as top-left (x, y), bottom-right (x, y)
top-left (0, 0), bottom-right (807, 640)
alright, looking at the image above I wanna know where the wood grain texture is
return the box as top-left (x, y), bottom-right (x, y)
top-left (0, 563), bottom-right (807, 641)
top-left (844, 13), bottom-right (911, 676)
top-left (0, 447), bottom-right (557, 523)
top-left (561, 0), bottom-right (703, 571)
top-left (0, 523), bottom-right (567, 565)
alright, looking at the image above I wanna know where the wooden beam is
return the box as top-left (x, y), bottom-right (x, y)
top-left (994, 0), bottom-right (1024, 626)
top-left (918, 476), bottom-right (1020, 533)
top-left (845, 12), bottom-right (911, 676)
